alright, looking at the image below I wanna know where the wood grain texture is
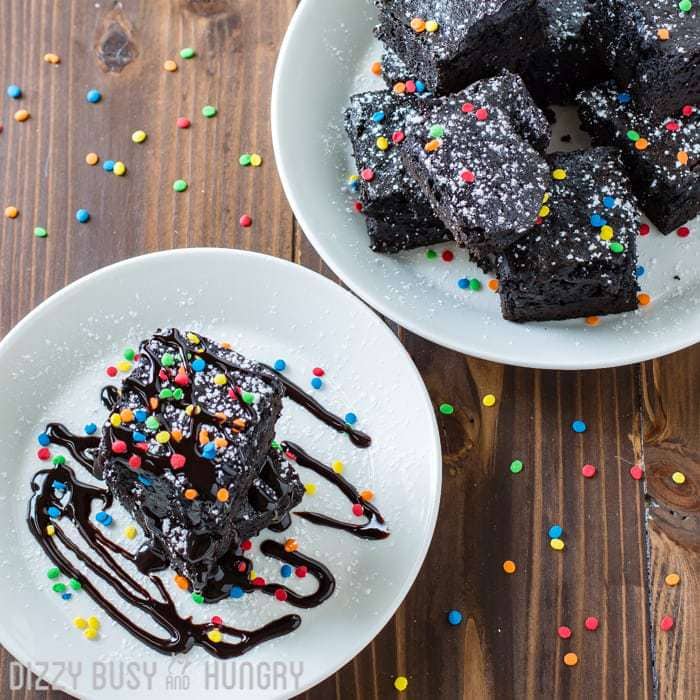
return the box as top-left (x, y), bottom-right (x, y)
top-left (0, 1), bottom-right (696, 698)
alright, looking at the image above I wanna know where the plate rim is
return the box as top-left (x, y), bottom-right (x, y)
top-left (271, 0), bottom-right (700, 370)
top-left (0, 247), bottom-right (443, 698)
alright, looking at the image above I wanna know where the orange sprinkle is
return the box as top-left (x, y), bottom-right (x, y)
top-left (232, 418), bottom-right (247, 431)
top-left (4, 206), bottom-right (19, 219)
top-left (563, 653), bottom-right (579, 667)
top-left (220, 341), bottom-right (232, 349)
top-left (43, 52), bottom-right (61, 64)
top-left (119, 408), bottom-right (134, 423)
top-left (424, 139), bottom-right (441, 153)
top-left (503, 560), bottom-right (516, 574)
top-left (677, 150), bottom-right (689, 166)
top-left (487, 279), bottom-right (499, 292)
top-left (393, 82), bottom-right (406, 94)
top-left (199, 429), bottom-right (209, 445)
top-left (14, 109), bottom-right (30, 122)
top-left (214, 437), bottom-right (228, 448)
top-left (163, 59), bottom-right (178, 72)
top-left (149, 397), bottom-right (159, 410)
top-left (657, 28), bottom-right (670, 40)
top-left (216, 488), bottom-right (229, 502)
top-left (585, 316), bottom-right (600, 326)
top-left (634, 138), bottom-right (649, 151)
top-left (174, 575), bottom-right (189, 590)
top-left (214, 411), bottom-right (227, 423)
top-left (284, 538), bottom-right (299, 553)
top-left (371, 61), bottom-right (382, 76)
top-left (171, 429), bottom-right (183, 442)
top-left (638, 292), bottom-right (651, 306)
top-left (184, 488), bottom-right (198, 500)
top-left (85, 152), bottom-right (99, 166)
top-left (360, 489), bottom-right (375, 501)
top-left (410, 17), bottom-right (426, 32)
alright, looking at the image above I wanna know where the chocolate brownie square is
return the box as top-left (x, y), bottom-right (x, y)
top-left (400, 72), bottom-right (551, 262)
top-left (94, 328), bottom-right (296, 589)
top-left (374, 0), bottom-right (545, 95)
top-left (588, 0), bottom-right (700, 119)
top-left (577, 81), bottom-right (699, 234)
top-left (345, 89), bottom-right (451, 252)
top-left (523, 0), bottom-right (608, 106)
top-left (497, 148), bottom-right (640, 323)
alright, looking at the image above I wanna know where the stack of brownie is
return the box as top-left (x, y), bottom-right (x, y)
top-left (346, 0), bottom-right (699, 323)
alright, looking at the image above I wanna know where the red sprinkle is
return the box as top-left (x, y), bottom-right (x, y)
top-left (582, 464), bottom-right (597, 478)
top-left (557, 626), bottom-right (572, 640)
top-left (353, 201), bottom-right (363, 212)
top-left (174, 371), bottom-right (189, 387)
top-left (236, 562), bottom-right (247, 573)
top-left (176, 117), bottom-right (191, 129)
top-left (665, 121), bottom-right (680, 132)
top-left (274, 588), bottom-right (288, 601)
top-left (630, 465), bottom-right (644, 480)
top-left (106, 366), bottom-right (118, 377)
top-left (460, 170), bottom-right (476, 184)
top-left (660, 615), bottom-right (674, 632)
top-left (211, 615), bottom-right (223, 626)
top-left (475, 107), bottom-right (489, 121)
top-left (295, 566), bottom-right (308, 578)
top-left (405, 80), bottom-right (416, 94)
top-left (360, 168), bottom-right (374, 182)
top-left (461, 102), bottom-right (474, 113)
top-left (241, 539), bottom-right (253, 551)
top-left (352, 503), bottom-right (364, 516)
top-left (285, 449), bottom-right (297, 461)
top-left (441, 250), bottom-right (454, 262)
top-left (682, 105), bottom-right (694, 117)
top-left (639, 223), bottom-right (651, 236)
top-left (239, 214), bottom-right (253, 228)
top-left (128, 455), bottom-right (142, 470)
top-left (677, 226), bottom-right (690, 238)
top-left (37, 447), bottom-right (51, 460)
top-left (312, 367), bottom-right (325, 377)
top-left (112, 440), bottom-right (128, 454)
top-left (170, 453), bottom-right (186, 469)
top-left (158, 369), bottom-right (169, 381)
top-left (252, 576), bottom-right (266, 587)
top-left (584, 616), bottom-right (599, 631)
top-left (392, 130), bottom-right (405, 144)
top-left (535, 216), bottom-right (543, 225)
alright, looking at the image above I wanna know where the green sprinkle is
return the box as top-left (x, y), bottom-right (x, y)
top-left (52, 582), bottom-right (67, 593)
top-left (34, 227), bottom-right (47, 238)
top-left (679, 0), bottom-right (692, 11)
top-left (173, 179), bottom-right (188, 192)
top-left (439, 403), bottom-right (454, 415)
top-left (47, 567), bottom-right (61, 579)
top-left (145, 416), bottom-right (160, 430)
top-left (241, 391), bottom-right (255, 405)
top-left (52, 455), bottom-right (66, 465)
top-left (271, 440), bottom-right (281, 450)
top-left (239, 153), bottom-right (252, 167)
top-left (123, 348), bottom-right (135, 361)
top-left (469, 278), bottom-right (482, 291)
top-left (192, 592), bottom-right (204, 604)
top-left (161, 352), bottom-right (175, 367)
top-left (610, 241), bottom-right (625, 253)
top-left (69, 578), bottom-right (82, 591)
top-left (626, 130), bottom-right (640, 142)
top-left (202, 105), bottom-right (217, 118)
top-left (510, 459), bottom-right (524, 474)
top-left (159, 389), bottom-right (174, 399)
top-left (173, 388), bottom-right (184, 400)
top-left (429, 124), bottom-right (445, 138)
top-left (180, 47), bottom-right (196, 59)
top-left (426, 249), bottom-right (438, 259)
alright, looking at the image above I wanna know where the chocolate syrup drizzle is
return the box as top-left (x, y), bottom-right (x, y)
top-left (28, 329), bottom-right (387, 658)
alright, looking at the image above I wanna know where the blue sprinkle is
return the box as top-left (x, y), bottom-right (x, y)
top-left (75, 208), bottom-right (90, 223)
top-left (349, 179), bottom-right (359, 193)
top-left (590, 214), bottom-right (606, 228)
top-left (617, 92), bottom-right (632, 104)
top-left (280, 564), bottom-right (292, 578)
top-left (95, 511), bottom-right (108, 523)
top-left (310, 377), bottom-right (323, 390)
top-left (415, 80), bottom-right (426, 93)
top-left (447, 610), bottom-right (463, 625)
top-left (548, 524), bottom-right (563, 539)
top-left (273, 359), bottom-right (286, 372)
top-left (192, 358), bottom-right (206, 372)
top-left (138, 476), bottom-right (153, 486)
top-left (86, 89), bottom-right (102, 103)
top-left (38, 433), bottom-right (51, 446)
top-left (202, 443), bottom-right (217, 459)
top-left (371, 110), bottom-right (385, 123)
top-left (84, 423), bottom-right (97, 435)
top-left (635, 265), bottom-right (645, 278)
top-left (458, 278), bottom-right (470, 289)
top-left (47, 506), bottom-right (61, 518)
top-left (134, 409), bottom-right (148, 422)
top-left (103, 160), bottom-right (115, 172)
top-left (132, 431), bottom-right (147, 443)
top-left (603, 196), bottom-right (616, 209)
top-left (229, 586), bottom-right (244, 599)
top-left (52, 480), bottom-right (67, 491)
top-left (572, 420), bottom-right (587, 433)
top-left (344, 412), bottom-right (357, 425)
top-left (61, 593), bottom-right (72, 601)
top-left (7, 84), bottom-right (21, 99)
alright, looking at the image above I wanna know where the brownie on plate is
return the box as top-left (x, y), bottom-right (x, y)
top-left (95, 328), bottom-right (302, 589)
top-left (497, 148), bottom-right (640, 323)
top-left (374, 0), bottom-right (545, 95)
top-left (400, 72), bottom-right (551, 263)
top-left (345, 89), bottom-right (451, 253)
top-left (577, 82), bottom-right (699, 234)
top-left (588, 0), bottom-right (700, 120)
top-left (523, 0), bottom-right (607, 106)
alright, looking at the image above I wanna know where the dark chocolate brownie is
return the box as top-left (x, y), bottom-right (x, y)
top-left (94, 328), bottom-right (301, 589)
top-left (345, 89), bottom-right (451, 252)
top-left (588, 0), bottom-right (700, 120)
top-left (374, 0), bottom-right (545, 95)
top-left (523, 0), bottom-right (608, 106)
top-left (577, 81), bottom-right (699, 234)
top-left (400, 72), bottom-right (552, 262)
top-left (497, 148), bottom-right (640, 323)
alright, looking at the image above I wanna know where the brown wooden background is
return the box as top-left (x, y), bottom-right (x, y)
top-left (0, 1), bottom-right (697, 698)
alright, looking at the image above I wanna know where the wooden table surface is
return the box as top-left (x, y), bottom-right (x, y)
top-left (0, 1), bottom-right (697, 698)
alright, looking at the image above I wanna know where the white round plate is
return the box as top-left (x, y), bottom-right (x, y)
top-left (0, 249), bottom-right (441, 699)
top-left (272, 0), bottom-right (700, 369)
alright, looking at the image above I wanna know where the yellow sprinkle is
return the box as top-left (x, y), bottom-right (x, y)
top-left (46, 524), bottom-right (55, 536)
top-left (250, 153), bottom-right (263, 167)
top-left (538, 205), bottom-right (550, 218)
top-left (109, 414), bottom-right (122, 427)
top-left (85, 152), bottom-right (99, 166)
top-left (394, 676), bottom-right (409, 692)
top-left (503, 560), bottom-right (516, 574)
top-left (671, 471), bottom-right (686, 485)
top-left (131, 130), bottom-right (147, 144)
top-left (550, 538), bottom-right (565, 551)
top-left (249, 569), bottom-right (257, 580)
top-left (14, 109), bottom-right (30, 122)
top-left (73, 617), bottom-right (87, 629)
top-left (43, 52), bottom-right (60, 64)
top-left (83, 628), bottom-right (98, 640)
top-left (186, 332), bottom-right (200, 344)
top-left (552, 168), bottom-right (567, 181)
top-left (213, 373), bottom-right (227, 385)
top-left (600, 225), bottom-right (614, 241)
top-left (425, 19), bottom-right (439, 32)
top-left (87, 616), bottom-right (101, 630)
top-left (331, 460), bottom-right (344, 474)
top-left (124, 525), bottom-right (138, 540)
top-left (4, 206), bottom-right (19, 219)
top-left (113, 161), bottom-right (126, 176)
top-left (542, 192), bottom-right (551, 203)
top-left (207, 629), bottom-right (223, 643)
top-left (155, 431), bottom-right (171, 444)
top-left (304, 483), bottom-right (317, 495)
top-left (665, 573), bottom-right (681, 587)
top-left (482, 394), bottom-right (496, 407)
top-left (163, 59), bottom-right (178, 72)
top-left (376, 136), bottom-right (389, 151)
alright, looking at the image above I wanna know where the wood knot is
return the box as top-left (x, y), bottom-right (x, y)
top-left (95, 8), bottom-right (137, 73)
top-left (645, 444), bottom-right (699, 514)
